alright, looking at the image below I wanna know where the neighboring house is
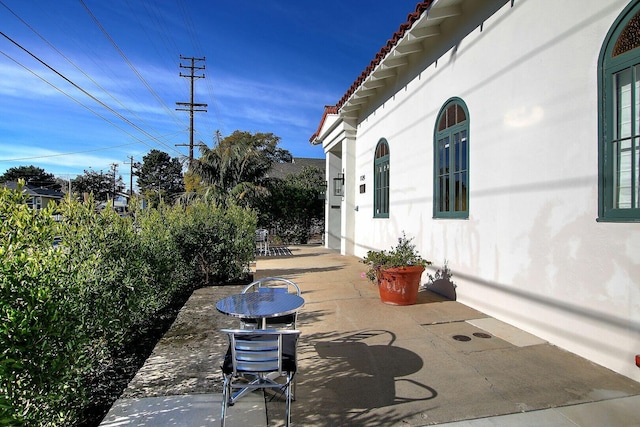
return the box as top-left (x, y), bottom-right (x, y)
top-left (311, 0), bottom-right (640, 382)
top-left (3, 181), bottom-right (64, 210)
top-left (265, 157), bottom-right (325, 180)
top-left (97, 196), bottom-right (129, 216)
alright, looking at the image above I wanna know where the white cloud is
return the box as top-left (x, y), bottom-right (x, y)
top-left (0, 60), bottom-right (62, 98)
top-left (0, 144), bottom-right (127, 173)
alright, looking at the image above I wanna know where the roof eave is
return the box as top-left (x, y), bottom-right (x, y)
top-left (338, 0), bottom-right (466, 118)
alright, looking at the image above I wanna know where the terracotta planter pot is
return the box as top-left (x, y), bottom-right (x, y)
top-left (377, 265), bottom-right (425, 305)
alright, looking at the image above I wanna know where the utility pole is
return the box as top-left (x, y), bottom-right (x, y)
top-left (123, 156), bottom-right (136, 197)
top-left (176, 56), bottom-right (207, 168)
top-left (214, 129), bottom-right (223, 146)
top-left (110, 163), bottom-right (118, 204)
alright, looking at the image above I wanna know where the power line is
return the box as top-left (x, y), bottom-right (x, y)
top-left (0, 143), bottom-right (138, 162)
top-left (0, 130), bottom-right (184, 162)
top-left (0, 0), bottom-right (178, 154)
top-left (0, 48), bottom-right (160, 152)
top-left (78, 0), bottom-right (187, 151)
top-left (0, 31), bottom-right (183, 155)
top-left (173, 0), bottom-right (225, 139)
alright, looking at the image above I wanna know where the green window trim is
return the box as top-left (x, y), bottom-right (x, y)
top-left (433, 98), bottom-right (469, 219)
top-left (598, 1), bottom-right (640, 222)
top-left (374, 138), bottom-right (390, 218)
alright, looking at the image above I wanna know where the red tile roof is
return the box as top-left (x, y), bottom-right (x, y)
top-left (337, 1), bottom-right (434, 110)
top-left (309, 105), bottom-right (338, 143)
top-left (310, 1), bottom-right (434, 143)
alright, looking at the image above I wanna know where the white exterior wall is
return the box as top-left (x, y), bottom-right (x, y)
top-left (346, 0), bottom-right (640, 381)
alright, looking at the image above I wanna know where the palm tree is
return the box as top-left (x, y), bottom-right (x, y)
top-left (189, 130), bottom-right (292, 207)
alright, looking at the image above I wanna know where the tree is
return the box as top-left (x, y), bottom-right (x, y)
top-left (0, 165), bottom-right (61, 190)
top-left (71, 170), bottom-right (124, 202)
top-left (183, 170), bottom-right (205, 194)
top-left (136, 150), bottom-right (184, 205)
top-left (264, 166), bottom-right (325, 243)
top-left (190, 130), bottom-right (291, 206)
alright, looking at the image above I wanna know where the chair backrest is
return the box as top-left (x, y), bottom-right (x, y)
top-left (256, 229), bottom-right (268, 243)
top-left (221, 329), bottom-right (300, 377)
top-left (242, 277), bottom-right (301, 296)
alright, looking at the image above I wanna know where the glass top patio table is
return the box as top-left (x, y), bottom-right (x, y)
top-left (216, 292), bottom-right (304, 328)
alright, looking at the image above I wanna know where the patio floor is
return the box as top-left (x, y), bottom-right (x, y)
top-left (102, 244), bottom-right (640, 426)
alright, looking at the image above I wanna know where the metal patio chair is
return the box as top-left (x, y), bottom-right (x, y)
top-left (240, 277), bottom-right (301, 329)
top-left (255, 228), bottom-right (269, 255)
top-left (220, 329), bottom-right (300, 427)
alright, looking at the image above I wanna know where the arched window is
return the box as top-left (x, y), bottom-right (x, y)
top-left (599, 1), bottom-right (640, 221)
top-left (434, 98), bottom-right (469, 218)
top-left (374, 139), bottom-right (390, 218)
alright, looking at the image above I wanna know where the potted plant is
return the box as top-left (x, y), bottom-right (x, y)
top-left (362, 232), bottom-right (431, 305)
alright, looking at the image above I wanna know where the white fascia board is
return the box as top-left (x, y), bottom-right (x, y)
top-left (317, 114), bottom-right (341, 142)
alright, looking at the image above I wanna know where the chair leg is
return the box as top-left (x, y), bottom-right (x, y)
top-left (291, 375), bottom-right (296, 401)
top-left (285, 374), bottom-right (293, 426)
top-left (221, 375), bottom-right (229, 427)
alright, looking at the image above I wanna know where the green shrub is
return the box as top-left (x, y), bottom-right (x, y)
top-left (136, 205), bottom-right (192, 308)
top-left (169, 201), bottom-right (256, 285)
top-left (0, 185), bottom-right (257, 425)
top-left (0, 184), bottom-right (88, 426)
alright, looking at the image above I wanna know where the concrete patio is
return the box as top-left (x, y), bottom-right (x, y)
top-left (101, 244), bottom-right (640, 426)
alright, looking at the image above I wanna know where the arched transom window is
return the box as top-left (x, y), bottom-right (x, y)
top-left (599, 1), bottom-right (640, 221)
top-left (374, 139), bottom-right (390, 218)
top-left (434, 98), bottom-right (469, 218)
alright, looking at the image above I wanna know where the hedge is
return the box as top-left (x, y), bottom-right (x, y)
top-left (0, 184), bottom-right (256, 425)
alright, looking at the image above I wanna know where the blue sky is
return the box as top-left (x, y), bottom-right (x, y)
top-left (0, 0), bottom-right (420, 186)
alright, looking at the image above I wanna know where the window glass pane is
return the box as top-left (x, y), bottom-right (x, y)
top-left (633, 65), bottom-right (640, 137)
top-left (456, 105), bottom-right (467, 124)
top-left (615, 69), bottom-right (632, 139)
top-left (454, 132), bottom-right (461, 173)
top-left (636, 139), bottom-right (639, 208)
top-left (438, 138), bottom-right (447, 174)
top-left (615, 139), bottom-right (632, 208)
top-left (461, 131), bottom-right (468, 172)
top-left (446, 105), bottom-right (456, 128)
top-left (438, 115), bottom-right (447, 131)
top-left (437, 137), bottom-right (448, 212)
top-left (445, 140), bottom-right (450, 174)
top-left (461, 171), bottom-right (468, 211)
top-left (455, 171), bottom-right (467, 211)
top-left (384, 163), bottom-right (389, 213)
top-left (636, 68), bottom-right (639, 209)
top-left (376, 141), bottom-right (388, 158)
top-left (443, 176), bottom-right (450, 211)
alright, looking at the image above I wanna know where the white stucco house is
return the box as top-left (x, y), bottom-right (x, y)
top-left (311, 0), bottom-right (640, 382)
